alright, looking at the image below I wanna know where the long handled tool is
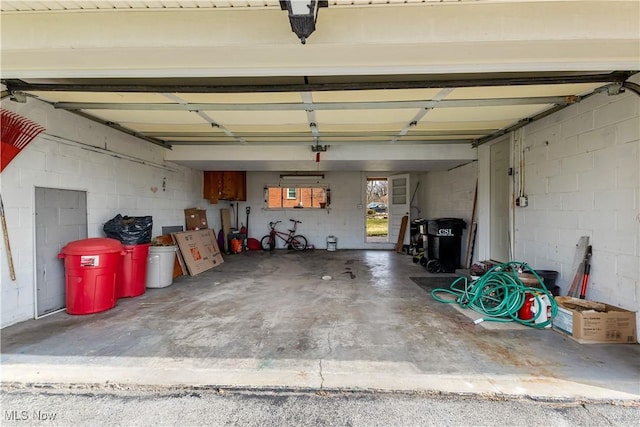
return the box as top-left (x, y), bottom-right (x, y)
top-left (567, 236), bottom-right (589, 297)
top-left (246, 206), bottom-right (251, 237)
top-left (465, 181), bottom-right (478, 268)
top-left (0, 194), bottom-right (16, 280)
top-left (579, 245), bottom-right (592, 299)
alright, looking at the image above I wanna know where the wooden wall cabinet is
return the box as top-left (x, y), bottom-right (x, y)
top-left (203, 171), bottom-right (246, 203)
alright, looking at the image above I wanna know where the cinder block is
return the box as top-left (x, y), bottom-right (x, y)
top-left (594, 95), bottom-right (639, 129)
top-left (530, 193), bottom-right (562, 210)
top-left (525, 144), bottom-right (547, 164)
top-left (16, 148), bottom-right (46, 170)
top-left (593, 229), bottom-right (636, 254)
top-left (577, 126), bottom-right (617, 153)
top-left (21, 169), bottom-right (61, 189)
top-left (553, 211), bottom-right (580, 229)
top-left (46, 152), bottom-right (81, 175)
top-left (548, 135), bottom-right (578, 159)
top-left (533, 159), bottom-right (562, 178)
top-left (561, 152), bottom-right (594, 175)
top-left (561, 111), bottom-right (594, 138)
top-left (617, 117), bottom-right (640, 144)
top-left (59, 143), bottom-right (91, 160)
top-left (561, 191), bottom-right (594, 211)
top-left (549, 174), bottom-right (578, 193)
top-left (578, 169), bottom-right (615, 191)
top-left (594, 189), bottom-right (635, 211)
top-left (525, 123), bottom-right (561, 146)
top-left (81, 161), bottom-right (111, 179)
top-left (617, 254), bottom-right (640, 280)
top-left (577, 91), bottom-right (613, 115)
top-left (615, 210), bottom-right (640, 233)
top-left (525, 176), bottom-right (548, 195)
top-left (533, 226), bottom-right (560, 245)
top-left (579, 210), bottom-right (615, 231)
top-left (594, 142), bottom-right (638, 171)
top-left (615, 166), bottom-right (639, 190)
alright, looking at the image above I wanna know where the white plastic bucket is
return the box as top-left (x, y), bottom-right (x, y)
top-left (146, 245), bottom-right (177, 288)
top-left (327, 235), bottom-right (337, 251)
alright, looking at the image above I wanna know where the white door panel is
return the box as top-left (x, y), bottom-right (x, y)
top-left (490, 139), bottom-right (510, 262)
top-left (388, 173), bottom-right (410, 247)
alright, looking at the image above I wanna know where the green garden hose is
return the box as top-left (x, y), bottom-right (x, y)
top-left (431, 261), bottom-right (558, 328)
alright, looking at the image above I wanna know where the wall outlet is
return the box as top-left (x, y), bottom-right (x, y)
top-left (517, 195), bottom-right (528, 207)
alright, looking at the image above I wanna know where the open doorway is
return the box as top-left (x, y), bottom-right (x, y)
top-left (365, 178), bottom-right (388, 243)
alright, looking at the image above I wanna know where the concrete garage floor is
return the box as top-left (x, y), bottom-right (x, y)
top-left (2, 250), bottom-right (639, 401)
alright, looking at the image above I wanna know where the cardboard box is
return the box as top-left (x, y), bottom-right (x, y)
top-left (553, 296), bottom-right (637, 344)
top-left (172, 230), bottom-right (224, 276)
top-left (196, 229), bottom-right (224, 267)
top-left (173, 231), bottom-right (215, 275)
top-left (184, 208), bottom-right (208, 230)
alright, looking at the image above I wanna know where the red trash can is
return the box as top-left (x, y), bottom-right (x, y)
top-left (58, 238), bottom-right (124, 315)
top-left (117, 243), bottom-right (150, 298)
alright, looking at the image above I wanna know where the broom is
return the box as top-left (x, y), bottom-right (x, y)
top-left (1, 109), bottom-right (46, 172)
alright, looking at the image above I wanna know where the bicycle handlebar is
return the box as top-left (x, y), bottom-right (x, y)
top-left (289, 219), bottom-right (302, 224)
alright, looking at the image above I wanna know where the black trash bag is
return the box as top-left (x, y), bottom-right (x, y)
top-left (103, 214), bottom-right (153, 245)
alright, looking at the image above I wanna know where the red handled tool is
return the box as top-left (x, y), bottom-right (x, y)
top-left (579, 245), bottom-right (592, 299)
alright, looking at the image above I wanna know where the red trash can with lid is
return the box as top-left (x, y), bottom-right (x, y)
top-left (58, 238), bottom-right (124, 315)
top-left (117, 243), bottom-right (151, 298)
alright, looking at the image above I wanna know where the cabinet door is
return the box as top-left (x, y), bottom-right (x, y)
top-left (221, 171), bottom-right (246, 201)
top-left (231, 171), bottom-right (246, 201)
top-left (203, 171), bottom-right (222, 204)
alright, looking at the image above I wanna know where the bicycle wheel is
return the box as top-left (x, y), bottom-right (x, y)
top-left (261, 235), bottom-right (275, 251)
top-left (290, 235), bottom-right (307, 251)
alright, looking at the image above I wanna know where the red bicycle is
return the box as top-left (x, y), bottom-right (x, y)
top-left (261, 219), bottom-right (307, 251)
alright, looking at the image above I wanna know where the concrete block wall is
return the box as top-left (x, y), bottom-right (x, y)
top-left (245, 171), bottom-right (382, 250)
top-left (0, 99), bottom-right (214, 328)
top-left (417, 161), bottom-right (478, 266)
top-left (515, 77), bottom-right (639, 321)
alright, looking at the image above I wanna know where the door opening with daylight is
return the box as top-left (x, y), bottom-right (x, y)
top-left (365, 178), bottom-right (389, 243)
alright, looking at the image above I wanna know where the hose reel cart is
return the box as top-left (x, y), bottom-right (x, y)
top-left (414, 218), bottom-right (466, 273)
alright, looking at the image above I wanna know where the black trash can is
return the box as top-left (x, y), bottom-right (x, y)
top-left (426, 218), bottom-right (466, 273)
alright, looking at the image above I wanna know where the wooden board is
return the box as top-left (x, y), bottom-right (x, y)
top-left (567, 236), bottom-right (589, 297)
top-left (395, 215), bottom-right (409, 253)
top-left (220, 208), bottom-right (232, 252)
top-left (464, 181), bottom-right (478, 268)
top-left (170, 232), bottom-right (187, 276)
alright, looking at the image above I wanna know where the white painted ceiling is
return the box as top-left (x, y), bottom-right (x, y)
top-left (1, 1), bottom-right (639, 172)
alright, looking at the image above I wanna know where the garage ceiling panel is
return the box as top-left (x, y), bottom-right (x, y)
top-left (224, 123), bottom-right (312, 133)
top-left (425, 104), bottom-right (551, 122)
top-left (178, 92), bottom-right (302, 104)
top-left (316, 108), bottom-right (416, 124)
top-left (414, 120), bottom-right (513, 131)
top-left (122, 123), bottom-right (225, 133)
top-left (445, 83), bottom-right (606, 100)
top-left (87, 109), bottom-right (207, 124)
top-left (207, 110), bottom-right (309, 125)
top-left (312, 88), bottom-right (442, 102)
top-left (27, 91), bottom-right (173, 103)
